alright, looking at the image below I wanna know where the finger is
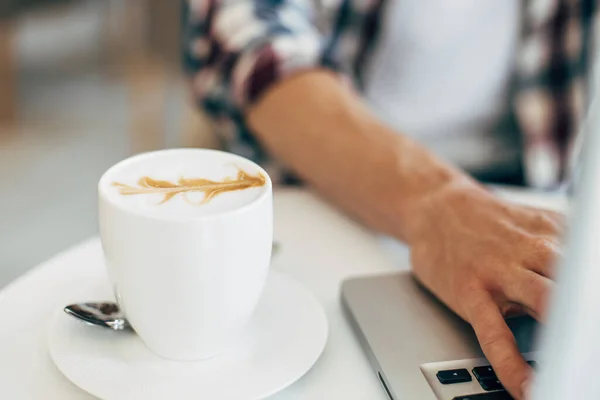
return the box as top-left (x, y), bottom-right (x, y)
top-left (467, 292), bottom-right (531, 400)
top-left (522, 237), bottom-right (562, 279)
top-left (500, 268), bottom-right (552, 321)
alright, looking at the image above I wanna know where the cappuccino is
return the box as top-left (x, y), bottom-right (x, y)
top-left (99, 149), bottom-right (268, 219)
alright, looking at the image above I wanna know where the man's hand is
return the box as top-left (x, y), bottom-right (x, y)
top-left (408, 181), bottom-right (563, 400)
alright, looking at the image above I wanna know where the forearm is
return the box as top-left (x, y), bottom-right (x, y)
top-left (247, 70), bottom-right (473, 243)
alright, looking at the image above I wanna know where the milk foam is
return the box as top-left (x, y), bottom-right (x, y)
top-left (99, 149), bottom-right (270, 219)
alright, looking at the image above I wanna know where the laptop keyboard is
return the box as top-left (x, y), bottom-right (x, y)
top-left (437, 361), bottom-right (537, 400)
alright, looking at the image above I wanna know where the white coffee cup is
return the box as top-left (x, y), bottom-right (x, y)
top-left (98, 149), bottom-right (273, 360)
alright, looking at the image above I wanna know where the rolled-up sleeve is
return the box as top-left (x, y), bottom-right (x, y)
top-left (186, 0), bottom-right (332, 106)
top-left (182, 0), bottom-right (335, 163)
top-left (183, 0), bottom-right (382, 168)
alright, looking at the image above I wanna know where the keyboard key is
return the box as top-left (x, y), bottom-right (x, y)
top-left (453, 391), bottom-right (513, 399)
top-left (436, 369), bottom-right (472, 384)
top-left (473, 366), bottom-right (496, 380)
top-left (479, 377), bottom-right (504, 391)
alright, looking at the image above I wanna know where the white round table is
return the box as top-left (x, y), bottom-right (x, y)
top-left (0, 188), bottom-right (567, 399)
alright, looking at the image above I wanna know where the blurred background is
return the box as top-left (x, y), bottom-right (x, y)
top-left (0, 0), bottom-right (216, 287)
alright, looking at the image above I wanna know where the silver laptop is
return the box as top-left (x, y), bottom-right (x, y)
top-left (341, 59), bottom-right (600, 399)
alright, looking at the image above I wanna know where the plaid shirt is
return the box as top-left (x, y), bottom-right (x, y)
top-left (183, 0), bottom-right (598, 188)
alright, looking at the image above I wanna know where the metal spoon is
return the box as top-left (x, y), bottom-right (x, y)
top-left (65, 242), bottom-right (282, 330)
top-left (64, 302), bottom-right (131, 331)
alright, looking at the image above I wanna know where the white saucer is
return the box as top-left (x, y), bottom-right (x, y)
top-left (48, 270), bottom-right (328, 400)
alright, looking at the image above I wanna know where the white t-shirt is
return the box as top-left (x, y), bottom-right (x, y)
top-left (363, 0), bottom-right (521, 175)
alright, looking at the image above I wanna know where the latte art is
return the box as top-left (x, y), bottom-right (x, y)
top-left (99, 149), bottom-right (270, 219)
top-left (112, 168), bottom-right (266, 205)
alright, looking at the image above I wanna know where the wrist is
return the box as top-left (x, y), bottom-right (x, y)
top-left (398, 173), bottom-right (482, 246)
